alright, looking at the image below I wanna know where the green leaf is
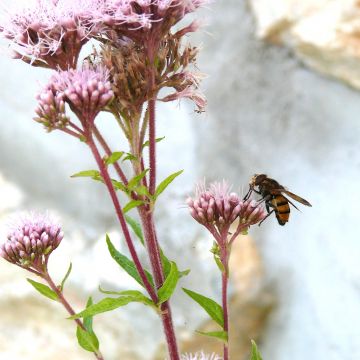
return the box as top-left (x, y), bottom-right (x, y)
top-left (214, 255), bottom-right (225, 273)
top-left (98, 287), bottom-right (155, 307)
top-left (105, 152), bottom-right (124, 165)
top-left (76, 297), bottom-right (100, 353)
top-left (123, 200), bottom-right (144, 213)
top-left (142, 136), bottom-right (166, 150)
top-left (160, 248), bottom-right (172, 278)
top-left (125, 216), bottom-right (144, 245)
top-left (84, 297), bottom-right (97, 331)
top-left (158, 262), bottom-right (179, 304)
top-left (154, 170), bottom-right (183, 199)
top-left (128, 170), bottom-right (149, 190)
top-left (106, 235), bottom-right (154, 288)
top-left (122, 153), bottom-right (138, 162)
top-left (182, 288), bottom-right (224, 328)
top-left (196, 330), bottom-right (228, 343)
top-left (250, 340), bottom-right (263, 360)
top-left (71, 170), bottom-right (101, 180)
top-left (27, 278), bottom-right (58, 301)
top-left (112, 180), bottom-right (128, 192)
top-left (134, 185), bottom-right (151, 197)
top-left (178, 269), bottom-right (191, 278)
top-left (59, 262), bottom-right (72, 292)
top-left (76, 326), bottom-right (99, 352)
top-left (70, 295), bottom-right (152, 319)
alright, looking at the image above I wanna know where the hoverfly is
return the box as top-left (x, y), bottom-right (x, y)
top-left (244, 174), bottom-right (312, 226)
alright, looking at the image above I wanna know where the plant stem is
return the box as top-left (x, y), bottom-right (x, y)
top-left (222, 270), bottom-right (229, 360)
top-left (220, 245), bottom-right (230, 360)
top-left (138, 207), bottom-right (180, 360)
top-left (87, 135), bottom-right (158, 303)
top-left (43, 271), bottom-right (105, 360)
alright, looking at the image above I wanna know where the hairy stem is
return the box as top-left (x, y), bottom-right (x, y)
top-left (138, 207), bottom-right (180, 360)
top-left (43, 271), bottom-right (105, 360)
top-left (87, 135), bottom-right (158, 303)
top-left (221, 247), bottom-right (230, 360)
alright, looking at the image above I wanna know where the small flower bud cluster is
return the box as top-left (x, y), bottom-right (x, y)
top-left (34, 85), bottom-right (69, 132)
top-left (35, 64), bottom-right (114, 129)
top-left (180, 352), bottom-right (222, 360)
top-left (187, 181), bottom-right (267, 237)
top-left (0, 213), bottom-right (63, 270)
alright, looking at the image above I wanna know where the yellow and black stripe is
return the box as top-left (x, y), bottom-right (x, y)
top-left (271, 195), bottom-right (290, 225)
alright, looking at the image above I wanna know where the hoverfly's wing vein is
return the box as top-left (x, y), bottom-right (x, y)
top-left (282, 190), bottom-right (312, 207)
top-left (281, 195), bottom-right (300, 211)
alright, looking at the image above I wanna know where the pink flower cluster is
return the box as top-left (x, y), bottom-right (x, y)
top-left (35, 64), bottom-right (114, 130)
top-left (0, 0), bottom-right (209, 67)
top-left (187, 181), bottom-right (267, 242)
top-left (0, 213), bottom-right (63, 269)
top-left (180, 352), bottom-right (222, 360)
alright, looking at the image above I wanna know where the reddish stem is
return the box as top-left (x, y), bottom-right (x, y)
top-left (222, 270), bottom-right (229, 360)
top-left (43, 272), bottom-right (105, 360)
top-left (221, 247), bottom-right (230, 360)
top-left (138, 207), bottom-right (180, 360)
top-left (87, 135), bottom-right (158, 304)
top-left (148, 97), bottom-right (156, 195)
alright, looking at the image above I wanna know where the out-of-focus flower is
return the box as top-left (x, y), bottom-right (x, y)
top-left (0, 0), bottom-right (101, 69)
top-left (187, 181), bottom-right (267, 243)
top-left (35, 63), bottom-right (113, 130)
top-left (0, 212), bottom-right (63, 271)
top-left (180, 352), bottom-right (222, 360)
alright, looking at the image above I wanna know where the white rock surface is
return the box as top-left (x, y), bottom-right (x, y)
top-left (249, 0), bottom-right (360, 89)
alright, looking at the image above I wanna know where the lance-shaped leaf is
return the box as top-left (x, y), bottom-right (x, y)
top-left (196, 330), bottom-right (228, 343)
top-left (157, 261), bottom-right (179, 304)
top-left (71, 170), bottom-right (102, 181)
top-left (127, 169), bottom-right (149, 190)
top-left (59, 262), bottom-right (72, 292)
top-left (76, 297), bottom-right (100, 352)
top-left (105, 152), bottom-right (124, 166)
top-left (123, 200), bottom-right (144, 213)
top-left (98, 287), bottom-right (155, 308)
top-left (142, 136), bottom-right (166, 149)
top-left (250, 340), bottom-right (263, 360)
top-left (69, 296), bottom-right (136, 319)
top-left (125, 216), bottom-right (144, 245)
top-left (106, 235), bottom-right (154, 288)
top-left (27, 278), bottom-right (58, 301)
top-left (154, 170), bottom-right (183, 200)
top-left (182, 288), bottom-right (224, 328)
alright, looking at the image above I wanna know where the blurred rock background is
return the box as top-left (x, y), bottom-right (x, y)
top-left (0, 0), bottom-right (360, 359)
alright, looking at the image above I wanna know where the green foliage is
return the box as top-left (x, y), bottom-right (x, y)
top-left (104, 152), bottom-right (124, 165)
top-left (106, 234), bottom-right (154, 288)
top-left (250, 340), bottom-right (263, 360)
top-left (125, 215), bottom-right (145, 245)
top-left (154, 170), bottom-right (183, 200)
top-left (127, 170), bottom-right (149, 191)
top-left (59, 262), bottom-right (72, 292)
top-left (196, 330), bottom-right (228, 343)
top-left (123, 200), bottom-right (145, 213)
top-left (76, 297), bottom-right (100, 353)
top-left (70, 170), bottom-right (102, 181)
top-left (142, 136), bottom-right (166, 150)
top-left (27, 278), bottom-right (58, 301)
top-left (157, 262), bottom-right (179, 304)
top-left (182, 288), bottom-right (224, 328)
top-left (69, 296), bottom-right (138, 319)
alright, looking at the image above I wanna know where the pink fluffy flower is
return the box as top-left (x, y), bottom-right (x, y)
top-left (187, 181), bottom-right (267, 243)
top-left (0, 0), bottom-right (101, 69)
top-left (35, 63), bottom-right (114, 130)
top-left (180, 352), bottom-right (222, 360)
top-left (0, 212), bottom-right (63, 270)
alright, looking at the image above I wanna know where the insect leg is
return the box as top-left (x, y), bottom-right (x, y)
top-left (243, 186), bottom-right (253, 201)
top-left (259, 210), bottom-right (275, 226)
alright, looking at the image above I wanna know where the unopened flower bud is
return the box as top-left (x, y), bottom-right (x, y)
top-left (0, 213), bottom-right (63, 272)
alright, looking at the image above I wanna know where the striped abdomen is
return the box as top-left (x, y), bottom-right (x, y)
top-left (271, 195), bottom-right (290, 225)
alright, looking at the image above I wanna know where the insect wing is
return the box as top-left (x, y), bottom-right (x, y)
top-left (282, 190), bottom-right (312, 207)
